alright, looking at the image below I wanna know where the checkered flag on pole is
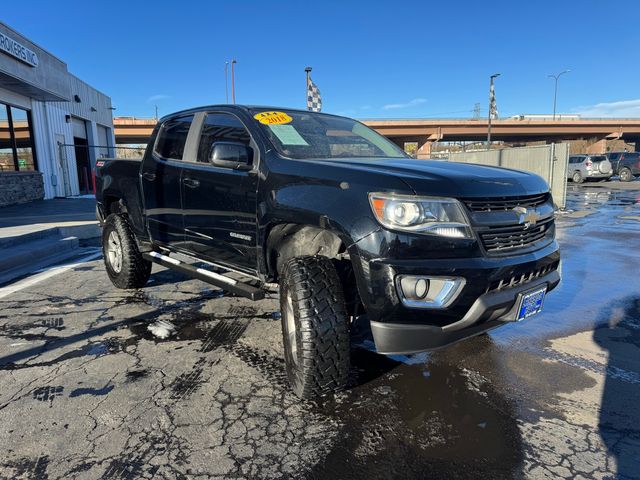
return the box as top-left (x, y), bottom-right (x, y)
top-left (489, 81), bottom-right (498, 119)
top-left (306, 73), bottom-right (322, 112)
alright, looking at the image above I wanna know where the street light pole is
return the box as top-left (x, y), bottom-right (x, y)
top-left (548, 70), bottom-right (570, 120)
top-left (231, 59), bottom-right (237, 104)
top-left (224, 61), bottom-right (229, 103)
top-left (487, 73), bottom-right (501, 148)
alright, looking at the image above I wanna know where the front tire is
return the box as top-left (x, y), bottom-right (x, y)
top-left (620, 167), bottom-right (633, 182)
top-left (280, 256), bottom-right (350, 399)
top-left (102, 214), bottom-right (151, 289)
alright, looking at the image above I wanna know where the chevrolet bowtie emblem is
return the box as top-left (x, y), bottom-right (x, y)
top-left (513, 206), bottom-right (540, 230)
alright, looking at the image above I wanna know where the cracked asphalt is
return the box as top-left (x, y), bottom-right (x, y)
top-left (1, 184), bottom-right (640, 479)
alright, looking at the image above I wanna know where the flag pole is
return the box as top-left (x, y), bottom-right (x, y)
top-left (305, 67), bottom-right (312, 111)
top-left (487, 72), bottom-right (501, 149)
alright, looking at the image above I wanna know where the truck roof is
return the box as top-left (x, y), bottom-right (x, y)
top-left (157, 104), bottom-right (344, 123)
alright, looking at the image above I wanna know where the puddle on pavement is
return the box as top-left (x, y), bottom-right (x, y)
top-left (565, 187), bottom-right (640, 210)
top-left (307, 339), bottom-right (525, 479)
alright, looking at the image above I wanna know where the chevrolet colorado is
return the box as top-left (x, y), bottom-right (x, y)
top-left (96, 106), bottom-right (561, 398)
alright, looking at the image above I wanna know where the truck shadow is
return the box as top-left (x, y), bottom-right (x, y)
top-left (310, 333), bottom-right (525, 479)
top-left (593, 295), bottom-right (640, 479)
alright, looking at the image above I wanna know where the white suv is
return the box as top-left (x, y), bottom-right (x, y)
top-left (567, 155), bottom-right (612, 183)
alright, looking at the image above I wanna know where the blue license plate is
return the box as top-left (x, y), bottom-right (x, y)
top-left (516, 286), bottom-right (547, 321)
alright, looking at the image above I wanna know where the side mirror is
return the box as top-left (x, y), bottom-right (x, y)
top-left (209, 141), bottom-right (253, 170)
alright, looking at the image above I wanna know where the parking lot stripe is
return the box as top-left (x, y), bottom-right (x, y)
top-left (0, 249), bottom-right (102, 299)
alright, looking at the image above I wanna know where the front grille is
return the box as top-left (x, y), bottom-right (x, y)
top-left (479, 217), bottom-right (554, 253)
top-left (463, 193), bottom-right (549, 212)
top-left (486, 260), bottom-right (560, 293)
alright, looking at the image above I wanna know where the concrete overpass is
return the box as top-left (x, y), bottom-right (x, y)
top-left (114, 116), bottom-right (640, 157)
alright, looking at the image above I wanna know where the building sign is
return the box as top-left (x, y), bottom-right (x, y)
top-left (0, 31), bottom-right (38, 67)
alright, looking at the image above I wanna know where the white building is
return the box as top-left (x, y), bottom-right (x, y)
top-left (0, 21), bottom-right (115, 206)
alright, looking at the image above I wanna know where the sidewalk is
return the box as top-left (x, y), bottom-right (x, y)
top-left (0, 197), bottom-right (101, 285)
top-left (0, 197), bottom-right (99, 240)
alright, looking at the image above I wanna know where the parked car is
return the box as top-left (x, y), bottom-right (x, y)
top-left (96, 105), bottom-right (561, 399)
top-left (606, 151), bottom-right (640, 182)
top-left (567, 154), bottom-right (612, 183)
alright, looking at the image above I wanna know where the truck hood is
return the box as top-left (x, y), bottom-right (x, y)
top-left (321, 158), bottom-right (549, 197)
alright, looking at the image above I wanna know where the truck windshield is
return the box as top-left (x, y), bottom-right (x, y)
top-left (250, 109), bottom-right (407, 160)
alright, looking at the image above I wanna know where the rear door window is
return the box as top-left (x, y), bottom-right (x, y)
top-left (154, 115), bottom-right (194, 161)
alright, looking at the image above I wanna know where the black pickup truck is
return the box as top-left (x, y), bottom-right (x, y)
top-left (96, 105), bottom-right (561, 398)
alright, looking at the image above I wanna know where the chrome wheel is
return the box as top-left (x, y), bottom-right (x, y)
top-left (284, 290), bottom-right (298, 365)
top-left (107, 231), bottom-right (123, 273)
top-left (620, 169), bottom-right (632, 182)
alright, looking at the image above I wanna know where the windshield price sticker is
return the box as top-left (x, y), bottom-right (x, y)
top-left (254, 111), bottom-right (292, 125)
top-left (268, 125), bottom-right (309, 146)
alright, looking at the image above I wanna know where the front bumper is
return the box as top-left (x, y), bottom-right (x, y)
top-left (370, 269), bottom-right (560, 354)
top-left (349, 238), bottom-right (561, 354)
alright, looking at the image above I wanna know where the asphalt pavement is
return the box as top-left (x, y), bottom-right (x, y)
top-left (0, 183), bottom-right (639, 479)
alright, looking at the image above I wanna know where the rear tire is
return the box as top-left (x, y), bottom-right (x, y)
top-left (280, 256), bottom-right (350, 399)
top-left (620, 167), bottom-right (633, 182)
top-left (572, 171), bottom-right (583, 184)
top-left (102, 214), bottom-right (151, 289)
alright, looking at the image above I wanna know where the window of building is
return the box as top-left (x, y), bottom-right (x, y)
top-left (0, 107), bottom-right (11, 172)
top-left (0, 103), bottom-right (37, 172)
top-left (153, 115), bottom-right (194, 161)
top-left (10, 107), bottom-right (35, 171)
top-left (197, 113), bottom-right (251, 163)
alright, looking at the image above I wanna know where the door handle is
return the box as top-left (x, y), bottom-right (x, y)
top-left (183, 178), bottom-right (200, 188)
top-left (142, 172), bottom-right (156, 181)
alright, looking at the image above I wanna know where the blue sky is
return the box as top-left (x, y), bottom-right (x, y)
top-left (5, 0), bottom-right (640, 119)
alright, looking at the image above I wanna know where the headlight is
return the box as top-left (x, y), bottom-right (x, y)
top-left (368, 193), bottom-right (472, 238)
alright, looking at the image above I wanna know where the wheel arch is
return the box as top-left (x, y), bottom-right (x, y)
top-left (104, 195), bottom-right (127, 215)
top-left (265, 223), bottom-right (348, 280)
top-left (100, 188), bottom-right (146, 238)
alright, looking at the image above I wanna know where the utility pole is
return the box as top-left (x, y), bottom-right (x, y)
top-left (154, 105), bottom-right (158, 121)
top-left (305, 67), bottom-right (312, 110)
top-left (548, 70), bottom-right (570, 120)
top-left (224, 61), bottom-right (229, 103)
top-left (487, 73), bottom-right (501, 148)
top-left (231, 59), bottom-right (237, 104)
top-left (473, 103), bottom-right (481, 119)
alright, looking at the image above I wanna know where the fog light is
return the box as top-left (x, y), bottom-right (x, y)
top-left (415, 278), bottom-right (429, 299)
top-left (396, 275), bottom-right (466, 309)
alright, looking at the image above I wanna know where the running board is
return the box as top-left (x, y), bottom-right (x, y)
top-left (143, 251), bottom-right (265, 301)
